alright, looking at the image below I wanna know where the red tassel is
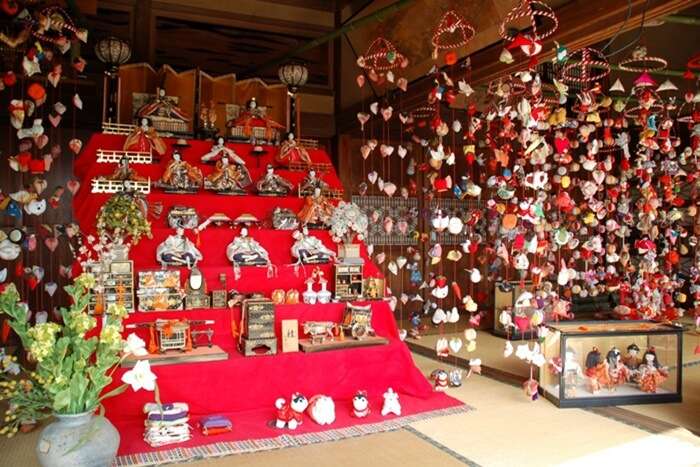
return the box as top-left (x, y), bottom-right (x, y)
top-left (528, 56), bottom-right (538, 69)
top-left (1, 320), bottom-right (10, 343)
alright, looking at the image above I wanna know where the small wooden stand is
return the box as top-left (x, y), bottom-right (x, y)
top-left (122, 345), bottom-right (228, 367)
top-left (299, 336), bottom-right (388, 353)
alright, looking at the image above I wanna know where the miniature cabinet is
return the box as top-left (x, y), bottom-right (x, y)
top-left (540, 321), bottom-right (682, 408)
top-left (137, 270), bottom-right (183, 311)
top-left (239, 299), bottom-right (277, 356)
top-left (86, 260), bottom-right (135, 315)
top-left (335, 261), bottom-right (364, 301)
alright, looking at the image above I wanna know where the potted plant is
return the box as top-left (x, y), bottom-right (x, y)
top-left (329, 201), bottom-right (368, 260)
top-left (0, 274), bottom-right (157, 467)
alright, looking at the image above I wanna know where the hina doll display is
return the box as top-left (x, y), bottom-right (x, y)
top-left (123, 118), bottom-right (168, 156)
top-left (291, 227), bottom-right (336, 264)
top-left (136, 88), bottom-right (190, 123)
top-left (104, 156), bottom-right (147, 182)
top-left (226, 227), bottom-right (270, 266)
top-left (204, 156), bottom-right (252, 194)
top-left (298, 169), bottom-right (329, 196)
top-left (158, 152), bottom-right (203, 193)
top-left (297, 187), bottom-right (334, 229)
top-left (201, 137), bottom-right (243, 164)
top-left (605, 347), bottom-right (630, 390)
top-left (276, 132), bottom-right (312, 167)
top-left (226, 97), bottom-right (284, 142)
top-left (256, 164), bottom-right (294, 196)
top-left (584, 347), bottom-right (610, 394)
top-left (156, 227), bottom-right (202, 268)
top-left (637, 348), bottom-right (668, 393)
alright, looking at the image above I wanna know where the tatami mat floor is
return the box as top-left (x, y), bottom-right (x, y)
top-left (0, 348), bottom-right (699, 467)
top-left (409, 326), bottom-right (700, 435)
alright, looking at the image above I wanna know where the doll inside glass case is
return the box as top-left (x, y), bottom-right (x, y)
top-left (540, 321), bottom-right (682, 407)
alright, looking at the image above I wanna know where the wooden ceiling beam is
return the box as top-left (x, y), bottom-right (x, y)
top-left (336, 0), bottom-right (700, 133)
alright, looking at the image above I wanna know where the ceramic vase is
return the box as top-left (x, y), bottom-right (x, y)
top-left (36, 411), bottom-right (119, 467)
top-left (303, 281), bottom-right (317, 304)
top-left (317, 281), bottom-right (332, 304)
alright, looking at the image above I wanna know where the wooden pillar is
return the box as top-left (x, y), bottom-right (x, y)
top-left (331, 0), bottom-right (343, 173)
top-left (132, 0), bottom-right (154, 64)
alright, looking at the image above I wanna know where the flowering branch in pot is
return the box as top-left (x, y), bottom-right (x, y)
top-left (329, 201), bottom-right (369, 245)
top-left (0, 273), bottom-right (158, 438)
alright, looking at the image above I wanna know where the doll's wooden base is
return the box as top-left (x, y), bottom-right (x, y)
top-left (121, 344), bottom-right (229, 367)
top-left (299, 336), bottom-right (388, 353)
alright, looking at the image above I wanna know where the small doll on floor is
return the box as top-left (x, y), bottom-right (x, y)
top-left (638, 348), bottom-right (668, 393)
top-left (584, 347), bottom-right (610, 394)
top-left (605, 347), bottom-right (630, 390)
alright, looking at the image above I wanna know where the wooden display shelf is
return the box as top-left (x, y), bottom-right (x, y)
top-left (121, 344), bottom-right (228, 367)
top-left (299, 336), bottom-right (388, 353)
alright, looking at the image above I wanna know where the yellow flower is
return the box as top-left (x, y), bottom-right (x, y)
top-left (75, 273), bottom-right (96, 290)
top-left (106, 303), bottom-right (127, 320)
top-left (100, 325), bottom-right (122, 350)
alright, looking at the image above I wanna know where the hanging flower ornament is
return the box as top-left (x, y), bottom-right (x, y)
top-left (356, 37), bottom-right (409, 86)
top-left (499, 0), bottom-right (558, 67)
top-left (330, 201), bottom-right (369, 245)
top-left (431, 10), bottom-right (475, 62)
top-left (559, 47), bottom-right (611, 87)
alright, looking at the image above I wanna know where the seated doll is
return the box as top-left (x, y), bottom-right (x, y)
top-left (156, 227), bottom-right (202, 268)
top-left (226, 227), bottom-right (270, 266)
top-left (291, 227), bottom-right (336, 264)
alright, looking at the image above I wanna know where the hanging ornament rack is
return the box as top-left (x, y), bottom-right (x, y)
top-left (559, 47), bottom-right (611, 86)
top-left (618, 46), bottom-right (668, 73)
top-left (499, 0), bottom-right (559, 42)
top-left (357, 37), bottom-right (409, 73)
top-left (431, 10), bottom-right (476, 58)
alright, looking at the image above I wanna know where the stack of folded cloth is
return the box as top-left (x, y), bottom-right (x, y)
top-left (198, 415), bottom-right (233, 436)
top-left (143, 402), bottom-right (192, 447)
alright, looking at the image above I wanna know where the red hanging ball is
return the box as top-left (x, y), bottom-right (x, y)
top-left (444, 51), bottom-right (458, 65)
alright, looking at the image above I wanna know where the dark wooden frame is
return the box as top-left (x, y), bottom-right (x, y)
top-left (544, 321), bottom-right (683, 408)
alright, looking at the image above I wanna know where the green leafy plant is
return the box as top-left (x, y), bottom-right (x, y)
top-left (0, 274), bottom-right (155, 436)
top-left (96, 192), bottom-right (152, 244)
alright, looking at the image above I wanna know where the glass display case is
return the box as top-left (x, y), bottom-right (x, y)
top-left (540, 321), bottom-right (683, 408)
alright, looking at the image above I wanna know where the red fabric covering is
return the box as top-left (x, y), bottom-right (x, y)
top-left (73, 133), bottom-right (462, 457)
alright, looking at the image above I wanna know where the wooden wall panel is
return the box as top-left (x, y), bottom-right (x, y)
top-left (162, 67), bottom-right (196, 133)
top-left (199, 73), bottom-right (237, 137)
top-left (117, 63), bottom-right (158, 124)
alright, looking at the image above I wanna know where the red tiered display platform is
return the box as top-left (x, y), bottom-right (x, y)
top-left (73, 134), bottom-right (465, 463)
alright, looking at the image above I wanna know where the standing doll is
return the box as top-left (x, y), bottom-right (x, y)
top-left (638, 348), bottom-right (668, 393)
top-left (605, 347), bottom-right (630, 390)
top-left (584, 347), bottom-right (610, 394)
top-left (623, 343), bottom-right (642, 383)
